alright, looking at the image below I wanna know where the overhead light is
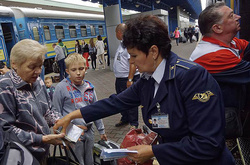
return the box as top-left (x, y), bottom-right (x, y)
top-left (190, 14), bottom-right (191, 16)
top-left (187, 12), bottom-right (189, 14)
top-left (135, 4), bottom-right (140, 8)
top-left (183, 9), bottom-right (185, 11)
top-left (170, 7), bottom-right (173, 10)
top-left (156, 0), bottom-right (161, 4)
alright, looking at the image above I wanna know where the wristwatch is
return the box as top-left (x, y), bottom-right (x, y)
top-left (128, 78), bottom-right (133, 82)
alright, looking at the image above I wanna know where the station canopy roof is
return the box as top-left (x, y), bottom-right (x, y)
top-left (83, 0), bottom-right (202, 19)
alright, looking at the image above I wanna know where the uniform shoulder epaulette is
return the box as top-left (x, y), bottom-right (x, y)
top-left (175, 58), bottom-right (197, 70)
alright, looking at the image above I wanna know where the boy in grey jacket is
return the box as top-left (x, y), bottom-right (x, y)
top-left (53, 53), bottom-right (107, 165)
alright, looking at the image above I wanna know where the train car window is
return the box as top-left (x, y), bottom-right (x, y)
top-left (80, 26), bottom-right (87, 37)
top-left (69, 26), bottom-right (77, 38)
top-left (98, 25), bottom-right (104, 35)
top-left (55, 26), bottom-right (65, 39)
top-left (43, 26), bottom-right (51, 40)
top-left (90, 25), bottom-right (96, 36)
top-left (32, 27), bottom-right (39, 41)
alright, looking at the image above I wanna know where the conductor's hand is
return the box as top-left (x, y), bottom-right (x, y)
top-left (127, 145), bottom-right (154, 164)
top-left (42, 133), bottom-right (65, 145)
top-left (53, 110), bottom-right (83, 134)
top-left (53, 116), bottom-right (71, 134)
top-left (100, 134), bottom-right (108, 141)
top-left (77, 125), bottom-right (87, 136)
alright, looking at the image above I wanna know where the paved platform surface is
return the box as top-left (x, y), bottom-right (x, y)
top-left (81, 40), bottom-right (198, 144)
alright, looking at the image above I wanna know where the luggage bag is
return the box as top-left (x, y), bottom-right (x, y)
top-left (93, 140), bottom-right (119, 165)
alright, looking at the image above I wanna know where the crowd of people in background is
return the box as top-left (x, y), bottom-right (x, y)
top-left (171, 25), bottom-right (200, 45)
top-left (50, 35), bottom-right (107, 81)
top-left (73, 35), bottom-right (106, 72)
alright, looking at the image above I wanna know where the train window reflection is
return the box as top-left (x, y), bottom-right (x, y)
top-left (98, 25), bottom-right (103, 35)
top-left (90, 25), bottom-right (96, 36)
top-left (55, 26), bottom-right (65, 39)
top-left (32, 27), bottom-right (39, 41)
top-left (43, 26), bottom-right (51, 40)
top-left (80, 25), bottom-right (87, 37)
top-left (69, 26), bottom-right (77, 38)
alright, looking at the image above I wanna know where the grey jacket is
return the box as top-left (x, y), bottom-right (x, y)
top-left (53, 78), bottom-right (105, 135)
top-left (54, 45), bottom-right (65, 61)
top-left (0, 70), bottom-right (60, 161)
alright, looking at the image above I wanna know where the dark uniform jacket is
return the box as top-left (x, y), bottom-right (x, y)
top-left (80, 52), bottom-right (235, 165)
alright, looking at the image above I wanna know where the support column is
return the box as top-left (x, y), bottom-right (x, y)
top-left (103, 0), bottom-right (122, 71)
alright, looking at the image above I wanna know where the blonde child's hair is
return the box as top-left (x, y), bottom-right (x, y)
top-left (65, 53), bottom-right (86, 69)
top-left (45, 77), bottom-right (52, 81)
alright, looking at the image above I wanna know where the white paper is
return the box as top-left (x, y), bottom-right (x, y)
top-left (65, 123), bottom-right (83, 143)
top-left (104, 149), bottom-right (138, 153)
top-left (100, 149), bottom-right (138, 161)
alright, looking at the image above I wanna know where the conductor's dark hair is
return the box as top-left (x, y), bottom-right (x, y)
top-left (123, 15), bottom-right (171, 59)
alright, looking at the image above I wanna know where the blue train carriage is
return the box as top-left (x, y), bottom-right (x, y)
top-left (11, 7), bottom-right (106, 75)
top-left (0, 6), bottom-right (19, 67)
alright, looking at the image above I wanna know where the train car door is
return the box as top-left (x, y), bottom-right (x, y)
top-left (0, 23), bottom-right (16, 66)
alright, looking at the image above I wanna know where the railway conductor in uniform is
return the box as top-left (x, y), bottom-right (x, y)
top-left (54, 15), bottom-right (235, 165)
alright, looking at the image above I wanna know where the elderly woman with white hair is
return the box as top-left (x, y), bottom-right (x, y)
top-left (0, 39), bottom-right (65, 164)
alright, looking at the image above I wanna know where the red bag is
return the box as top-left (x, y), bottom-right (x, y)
top-left (117, 128), bottom-right (158, 165)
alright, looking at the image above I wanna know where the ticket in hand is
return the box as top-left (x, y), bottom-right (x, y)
top-left (56, 122), bottom-right (83, 143)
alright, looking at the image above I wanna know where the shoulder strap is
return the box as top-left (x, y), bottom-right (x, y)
top-left (51, 143), bottom-right (80, 164)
